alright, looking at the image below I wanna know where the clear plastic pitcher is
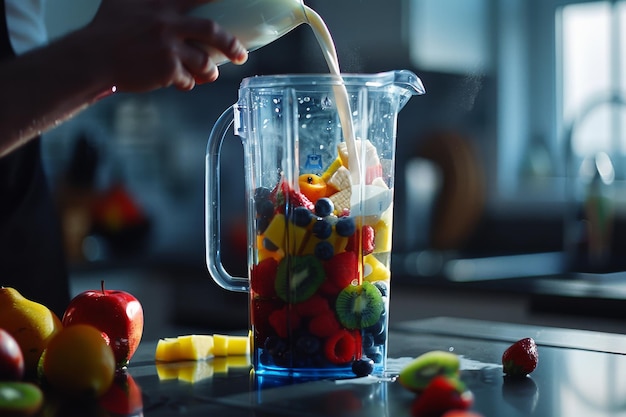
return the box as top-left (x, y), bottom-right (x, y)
top-left (206, 70), bottom-right (425, 378)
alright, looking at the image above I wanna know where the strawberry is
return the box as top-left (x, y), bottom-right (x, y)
top-left (270, 177), bottom-right (315, 213)
top-left (321, 251), bottom-right (359, 295)
top-left (502, 337), bottom-right (538, 376)
top-left (251, 258), bottom-right (279, 298)
top-left (268, 305), bottom-right (301, 338)
top-left (346, 225), bottom-right (376, 255)
top-left (309, 311), bottom-right (342, 338)
top-left (251, 298), bottom-right (283, 344)
top-left (295, 294), bottom-right (331, 317)
top-left (411, 376), bottom-right (473, 417)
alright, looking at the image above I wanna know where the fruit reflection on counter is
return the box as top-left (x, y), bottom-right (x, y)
top-left (155, 333), bottom-right (251, 383)
top-left (99, 372), bottom-right (143, 417)
top-left (62, 280), bottom-right (144, 368)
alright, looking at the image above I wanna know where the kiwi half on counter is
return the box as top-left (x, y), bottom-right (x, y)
top-left (0, 382), bottom-right (43, 417)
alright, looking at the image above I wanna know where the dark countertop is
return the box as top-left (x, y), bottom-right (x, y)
top-left (42, 317), bottom-right (626, 417)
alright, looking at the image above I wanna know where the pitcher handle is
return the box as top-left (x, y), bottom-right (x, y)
top-left (205, 106), bottom-right (249, 293)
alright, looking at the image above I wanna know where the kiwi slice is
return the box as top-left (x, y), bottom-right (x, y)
top-left (335, 281), bottom-right (384, 329)
top-left (275, 255), bottom-right (325, 303)
top-left (0, 382), bottom-right (43, 417)
top-left (398, 350), bottom-right (460, 392)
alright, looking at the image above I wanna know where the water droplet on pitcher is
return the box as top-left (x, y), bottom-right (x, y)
top-left (321, 96), bottom-right (332, 109)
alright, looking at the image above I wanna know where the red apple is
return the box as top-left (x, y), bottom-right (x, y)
top-left (0, 328), bottom-right (24, 380)
top-left (62, 281), bottom-right (144, 368)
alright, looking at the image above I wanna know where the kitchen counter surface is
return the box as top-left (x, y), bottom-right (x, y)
top-left (45, 316), bottom-right (626, 417)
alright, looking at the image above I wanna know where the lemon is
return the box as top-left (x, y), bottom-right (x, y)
top-left (0, 287), bottom-right (62, 376)
top-left (43, 324), bottom-right (115, 397)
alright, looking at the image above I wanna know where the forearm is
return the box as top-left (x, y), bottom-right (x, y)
top-left (0, 29), bottom-right (113, 157)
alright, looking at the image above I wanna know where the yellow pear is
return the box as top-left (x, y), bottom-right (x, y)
top-left (0, 287), bottom-right (63, 376)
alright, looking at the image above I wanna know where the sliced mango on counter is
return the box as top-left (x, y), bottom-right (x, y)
top-left (213, 334), bottom-right (250, 357)
top-left (155, 337), bottom-right (181, 362)
top-left (155, 333), bottom-right (250, 362)
top-left (156, 335), bottom-right (213, 362)
top-left (178, 335), bottom-right (214, 360)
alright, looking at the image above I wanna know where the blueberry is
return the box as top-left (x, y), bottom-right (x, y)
top-left (335, 217), bottom-right (356, 237)
top-left (257, 199), bottom-right (275, 218)
top-left (256, 217), bottom-right (270, 234)
top-left (291, 207), bottom-right (313, 227)
top-left (352, 358), bottom-right (375, 377)
top-left (362, 333), bottom-right (375, 349)
top-left (314, 241), bottom-right (334, 260)
top-left (263, 237), bottom-right (279, 252)
top-left (373, 281), bottom-right (388, 297)
top-left (314, 198), bottom-right (334, 217)
top-left (295, 334), bottom-right (321, 355)
top-left (312, 218), bottom-right (332, 239)
top-left (365, 318), bottom-right (385, 336)
top-left (264, 336), bottom-right (287, 355)
top-left (254, 187), bottom-right (272, 202)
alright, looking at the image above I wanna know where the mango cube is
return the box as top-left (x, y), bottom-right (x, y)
top-left (155, 338), bottom-right (181, 362)
top-left (363, 254), bottom-right (391, 282)
top-left (262, 214), bottom-right (286, 250)
top-left (155, 335), bottom-right (214, 362)
top-left (213, 334), bottom-right (250, 357)
top-left (177, 335), bottom-right (214, 360)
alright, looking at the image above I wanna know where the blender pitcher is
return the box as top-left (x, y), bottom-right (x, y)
top-left (206, 70), bottom-right (424, 378)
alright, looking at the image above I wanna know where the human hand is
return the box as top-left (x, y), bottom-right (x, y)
top-left (82, 0), bottom-right (248, 93)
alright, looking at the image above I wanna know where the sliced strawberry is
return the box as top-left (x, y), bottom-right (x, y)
top-left (270, 177), bottom-right (315, 213)
top-left (268, 305), bottom-right (301, 339)
top-left (502, 337), bottom-right (538, 376)
top-left (295, 294), bottom-right (331, 317)
top-left (251, 298), bottom-right (283, 344)
top-left (251, 258), bottom-right (279, 298)
top-left (309, 311), bottom-right (342, 338)
top-left (410, 376), bottom-right (474, 417)
top-left (324, 329), bottom-right (360, 364)
top-left (321, 251), bottom-right (359, 295)
top-left (346, 225), bottom-right (376, 255)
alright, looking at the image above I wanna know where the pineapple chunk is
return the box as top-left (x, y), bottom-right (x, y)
top-left (363, 254), bottom-right (391, 282)
top-left (155, 335), bottom-right (213, 362)
top-left (178, 335), bottom-right (214, 360)
top-left (213, 334), bottom-right (250, 357)
top-left (155, 338), bottom-right (181, 362)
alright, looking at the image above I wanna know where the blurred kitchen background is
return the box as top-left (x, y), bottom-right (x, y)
top-left (41, 0), bottom-right (626, 338)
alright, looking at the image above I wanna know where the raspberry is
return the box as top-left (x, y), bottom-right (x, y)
top-left (346, 225), bottom-right (375, 255)
top-left (321, 251), bottom-right (359, 295)
top-left (295, 294), bottom-right (331, 317)
top-left (324, 330), bottom-right (361, 364)
top-left (250, 258), bottom-right (278, 298)
top-left (309, 311), bottom-right (341, 338)
top-left (251, 298), bottom-right (283, 344)
top-left (268, 306), bottom-right (301, 338)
